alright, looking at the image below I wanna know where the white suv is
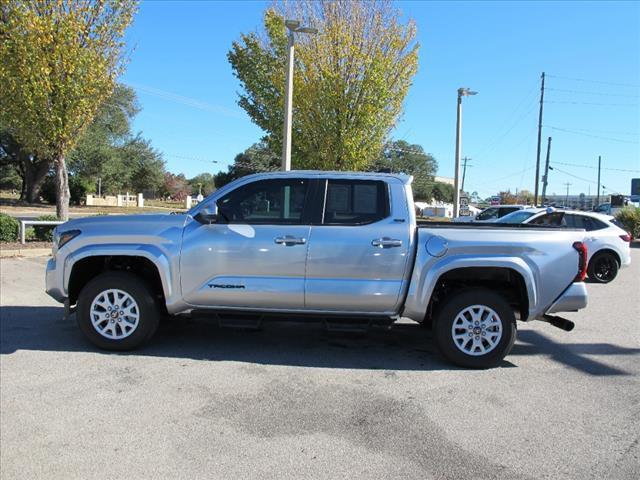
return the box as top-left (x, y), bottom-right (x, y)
top-left (497, 208), bottom-right (631, 283)
top-left (455, 205), bottom-right (527, 222)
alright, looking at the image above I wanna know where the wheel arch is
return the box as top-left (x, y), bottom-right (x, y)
top-left (427, 266), bottom-right (530, 322)
top-left (589, 248), bottom-right (621, 267)
top-left (65, 246), bottom-right (173, 305)
top-left (402, 256), bottom-right (538, 323)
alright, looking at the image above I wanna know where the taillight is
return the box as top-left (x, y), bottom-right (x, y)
top-left (573, 241), bottom-right (588, 282)
top-left (620, 234), bottom-right (631, 242)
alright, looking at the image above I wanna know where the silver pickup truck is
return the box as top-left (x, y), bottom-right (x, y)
top-left (46, 171), bottom-right (588, 368)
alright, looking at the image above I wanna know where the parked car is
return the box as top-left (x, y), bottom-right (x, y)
top-left (46, 171), bottom-right (589, 368)
top-left (454, 204), bottom-right (527, 223)
top-left (497, 208), bottom-right (631, 283)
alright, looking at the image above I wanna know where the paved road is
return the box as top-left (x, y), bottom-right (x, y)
top-left (1, 250), bottom-right (639, 479)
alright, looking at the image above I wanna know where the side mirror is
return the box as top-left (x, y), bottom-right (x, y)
top-left (194, 204), bottom-right (219, 225)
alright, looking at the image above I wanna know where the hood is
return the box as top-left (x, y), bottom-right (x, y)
top-left (56, 213), bottom-right (188, 248)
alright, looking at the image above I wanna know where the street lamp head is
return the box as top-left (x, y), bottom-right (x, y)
top-left (285, 19), bottom-right (318, 34)
top-left (458, 87), bottom-right (478, 97)
top-left (285, 19), bottom-right (300, 30)
top-left (297, 27), bottom-right (318, 34)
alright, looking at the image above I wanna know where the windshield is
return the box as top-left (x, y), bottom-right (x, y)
top-left (496, 210), bottom-right (537, 224)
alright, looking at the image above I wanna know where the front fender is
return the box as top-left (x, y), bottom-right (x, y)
top-left (63, 244), bottom-right (177, 305)
top-left (402, 254), bottom-right (538, 322)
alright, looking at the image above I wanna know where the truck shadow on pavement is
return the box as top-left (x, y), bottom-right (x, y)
top-left (1, 305), bottom-right (638, 374)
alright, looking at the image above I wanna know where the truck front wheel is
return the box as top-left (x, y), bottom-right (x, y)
top-left (77, 272), bottom-right (160, 351)
top-left (434, 289), bottom-right (516, 368)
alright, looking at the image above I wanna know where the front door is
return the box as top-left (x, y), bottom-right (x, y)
top-left (304, 178), bottom-right (412, 314)
top-left (180, 178), bottom-right (312, 310)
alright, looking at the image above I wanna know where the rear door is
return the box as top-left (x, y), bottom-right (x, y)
top-left (304, 178), bottom-right (412, 314)
top-left (180, 177), bottom-right (314, 309)
top-left (565, 214), bottom-right (611, 260)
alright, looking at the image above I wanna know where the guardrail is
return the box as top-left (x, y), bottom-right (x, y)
top-left (20, 220), bottom-right (64, 244)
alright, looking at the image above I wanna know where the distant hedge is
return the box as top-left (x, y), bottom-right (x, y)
top-left (0, 214), bottom-right (19, 242)
top-left (33, 215), bottom-right (59, 242)
top-left (616, 206), bottom-right (640, 239)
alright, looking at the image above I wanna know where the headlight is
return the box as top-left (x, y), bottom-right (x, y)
top-left (56, 229), bottom-right (81, 249)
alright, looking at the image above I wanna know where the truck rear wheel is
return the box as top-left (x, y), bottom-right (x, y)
top-left (434, 289), bottom-right (516, 368)
top-left (77, 272), bottom-right (159, 351)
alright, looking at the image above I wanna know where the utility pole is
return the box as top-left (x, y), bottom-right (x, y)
top-left (596, 155), bottom-right (601, 207)
top-left (541, 136), bottom-right (552, 203)
top-left (534, 72), bottom-right (545, 206)
top-left (461, 157), bottom-right (472, 193)
top-left (564, 182), bottom-right (572, 207)
top-left (98, 177), bottom-right (102, 197)
top-left (454, 88), bottom-right (477, 217)
top-left (281, 20), bottom-right (318, 171)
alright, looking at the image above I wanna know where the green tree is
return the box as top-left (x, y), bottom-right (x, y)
top-left (0, 127), bottom-right (50, 202)
top-left (432, 182), bottom-right (455, 203)
top-left (499, 190), bottom-right (518, 205)
top-left (122, 135), bottom-right (165, 196)
top-left (188, 173), bottom-right (216, 196)
top-left (67, 84), bottom-right (140, 195)
top-left (214, 141), bottom-right (279, 188)
top-left (228, 1), bottom-right (418, 171)
top-left (517, 189), bottom-right (534, 205)
top-left (370, 140), bottom-right (437, 200)
top-left (0, 0), bottom-right (138, 219)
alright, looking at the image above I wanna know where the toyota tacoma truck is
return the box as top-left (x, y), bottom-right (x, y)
top-left (46, 171), bottom-right (589, 368)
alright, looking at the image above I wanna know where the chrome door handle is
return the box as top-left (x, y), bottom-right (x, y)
top-left (371, 237), bottom-right (403, 248)
top-left (274, 235), bottom-right (307, 246)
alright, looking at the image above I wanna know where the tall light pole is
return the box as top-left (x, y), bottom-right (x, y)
top-left (454, 87), bottom-right (477, 217)
top-left (282, 20), bottom-right (318, 171)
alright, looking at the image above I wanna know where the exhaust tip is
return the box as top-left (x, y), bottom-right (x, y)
top-left (542, 314), bottom-right (575, 332)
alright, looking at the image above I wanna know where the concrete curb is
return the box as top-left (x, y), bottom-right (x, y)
top-left (0, 248), bottom-right (51, 258)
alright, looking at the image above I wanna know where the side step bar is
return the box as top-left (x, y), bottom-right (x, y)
top-left (541, 314), bottom-right (575, 332)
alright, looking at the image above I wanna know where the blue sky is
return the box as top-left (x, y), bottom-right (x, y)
top-left (121, 0), bottom-right (640, 198)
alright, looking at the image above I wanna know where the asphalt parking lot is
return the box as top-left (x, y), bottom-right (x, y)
top-left (1, 249), bottom-right (639, 479)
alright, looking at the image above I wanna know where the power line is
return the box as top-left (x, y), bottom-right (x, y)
top-left (545, 126), bottom-right (639, 144)
top-left (126, 82), bottom-right (244, 119)
top-left (550, 166), bottom-right (597, 185)
top-left (552, 161), bottom-right (640, 173)
top-left (164, 153), bottom-right (222, 164)
top-left (545, 74), bottom-right (640, 89)
top-left (472, 86), bottom-right (539, 159)
top-left (546, 87), bottom-right (639, 98)
top-left (545, 126), bottom-right (638, 136)
top-left (544, 100), bottom-right (638, 107)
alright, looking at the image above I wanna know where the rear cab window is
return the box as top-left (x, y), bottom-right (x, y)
top-left (322, 179), bottom-right (390, 225)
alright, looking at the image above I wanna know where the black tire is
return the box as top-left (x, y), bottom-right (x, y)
top-left (434, 289), bottom-right (517, 369)
top-left (587, 252), bottom-right (619, 284)
top-left (77, 271), bottom-right (160, 350)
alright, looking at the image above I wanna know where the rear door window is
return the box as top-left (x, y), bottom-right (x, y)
top-left (322, 180), bottom-right (389, 225)
top-left (529, 212), bottom-right (566, 226)
top-left (476, 208), bottom-right (498, 220)
top-left (498, 207), bottom-right (520, 218)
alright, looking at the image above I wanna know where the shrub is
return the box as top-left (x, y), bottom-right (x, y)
top-left (40, 174), bottom-right (93, 205)
top-left (33, 215), bottom-right (59, 242)
top-left (0, 213), bottom-right (19, 242)
top-left (615, 206), bottom-right (640, 239)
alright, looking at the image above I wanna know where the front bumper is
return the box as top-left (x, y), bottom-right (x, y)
top-left (45, 257), bottom-right (66, 303)
top-left (545, 282), bottom-right (588, 314)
